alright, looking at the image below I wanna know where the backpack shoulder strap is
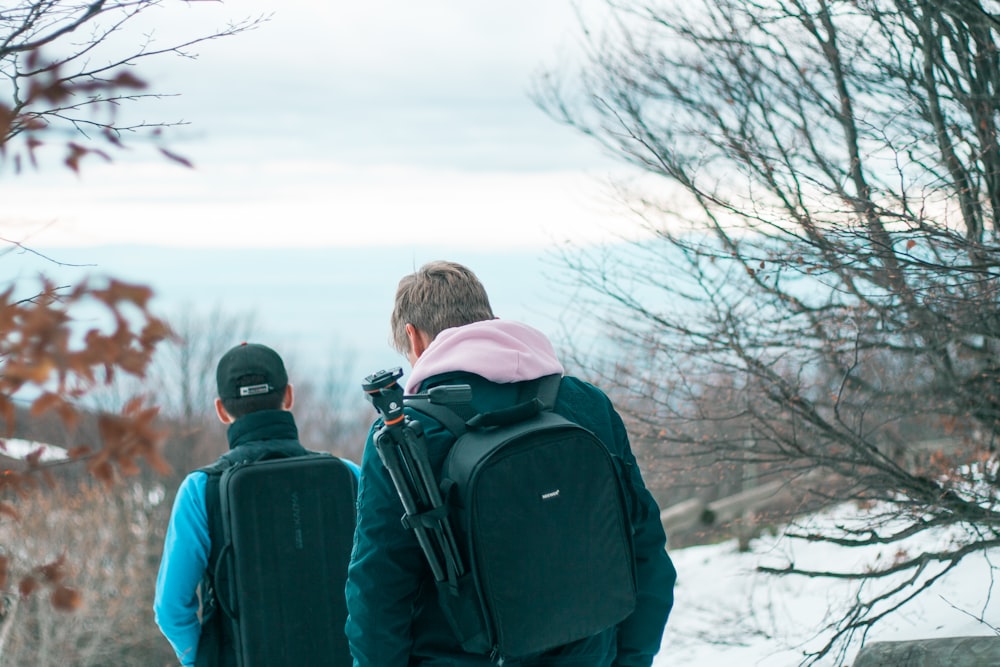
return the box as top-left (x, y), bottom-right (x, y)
top-left (464, 374), bottom-right (563, 430)
top-left (197, 457), bottom-right (234, 565)
top-left (193, 458), bottom-right (232, 661)
top-left (406, 374), bottom-right (564, 434)
top-left (533, 374), bottom-right (562, 410)
top-left (405, 397), bottom-right (471, 438)
top-left (197, 458), bottom-right (232, 555)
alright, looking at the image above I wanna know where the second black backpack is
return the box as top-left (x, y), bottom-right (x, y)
top-left (406, 374), bottom-right (637, 661)
top-left (197, 452), bottom-right (358, 667)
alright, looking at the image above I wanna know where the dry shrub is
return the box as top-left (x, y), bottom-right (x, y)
top-left (0, 479), bottom-right (174, 666)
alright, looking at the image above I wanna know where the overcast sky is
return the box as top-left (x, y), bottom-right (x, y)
top-left (2, 0), bottom-right (637, 249)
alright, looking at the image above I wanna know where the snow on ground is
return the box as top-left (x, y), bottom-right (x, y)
top-left (655, 502), bottom-right (999, 666)
top-left (0, 437), bottom-right (67, 461)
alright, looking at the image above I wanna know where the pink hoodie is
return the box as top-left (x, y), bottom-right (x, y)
top-left (404, 319), bottom-right (565, 394)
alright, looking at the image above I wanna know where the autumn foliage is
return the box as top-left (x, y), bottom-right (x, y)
top-left (0, 276), bottom-right (173, 611)
top-left (0, 0), bottom-right (263, 632)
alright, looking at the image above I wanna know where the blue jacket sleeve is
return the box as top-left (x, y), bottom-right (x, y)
top-left (154, 472), bottom-right (211, 666)
top-left (341, 457), bottom-right (362, 480)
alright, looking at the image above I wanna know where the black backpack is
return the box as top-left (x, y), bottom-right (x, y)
top-left (405, 374), bottom-right (638, 661)
top-left (196, 450), bottom-right (358, 667)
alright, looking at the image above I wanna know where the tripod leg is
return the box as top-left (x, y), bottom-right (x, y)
top-left (400, 424), bottom-right (465, 579)
top-left (374, 431), bottom-right (448, 582)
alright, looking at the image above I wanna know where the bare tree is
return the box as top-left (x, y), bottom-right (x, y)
top-left (536, 0), bottom-right (1000, 661)
top-left (150, 305), bottom-right (252, 426)
top-left (291, 338), bottom-right (371, 463)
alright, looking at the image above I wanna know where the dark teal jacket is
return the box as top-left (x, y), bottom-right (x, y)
top-left (345, 372), bottom-right (676, 666)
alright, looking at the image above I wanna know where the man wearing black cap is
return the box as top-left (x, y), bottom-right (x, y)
top-left (153, 342), bottom-right (361, 667)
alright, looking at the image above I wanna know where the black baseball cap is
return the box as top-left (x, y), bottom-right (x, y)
top-left (216, 342), bottom-right (288, 400)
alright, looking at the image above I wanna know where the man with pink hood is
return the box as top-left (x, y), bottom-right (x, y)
top-left (345, 261), bottom-right (676, 666)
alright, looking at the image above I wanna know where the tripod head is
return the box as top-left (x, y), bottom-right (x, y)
top-left (363, 367), bottom-right (474, 427)
top-left (362, 367), bottom-right (406, 427)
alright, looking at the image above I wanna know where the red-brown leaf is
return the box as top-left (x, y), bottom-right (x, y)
top-left (50, 585), bottom-right (83, 612)
top-left (0, 396), bottom-right (14, 437)
top-left (111, 71), bottom-right (147, 90)
top-left (159, 147), bottom-right (194, 168)
top-left (30, 392), bottom-right (63, 417)
top-left (89, 459), bottom-right (115, 488)
top-left (38, 555), bottom-right (66, 583)
top-left (0, 501), bottom-right (20, 521)
top-left (107, 280), bottom-right (154, 308)
top-left (19, 575), bottom-right (38, 598)
top-left (67, 445), bottom-right (93, 460)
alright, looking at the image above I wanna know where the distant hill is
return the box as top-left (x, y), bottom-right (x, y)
top-left (10, 244), bottom-right (590, 383)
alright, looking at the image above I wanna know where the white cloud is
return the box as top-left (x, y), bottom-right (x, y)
top-left (2, 159), bottom-right (635, 248)
top-left (1, 0), bottom-right (629, 250)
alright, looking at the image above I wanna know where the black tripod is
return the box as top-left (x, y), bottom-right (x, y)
top-left (362, 367), bottom-right (467, 589)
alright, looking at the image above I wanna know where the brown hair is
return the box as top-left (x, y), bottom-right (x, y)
top-left (390, 261), bottom-right (495, 354)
